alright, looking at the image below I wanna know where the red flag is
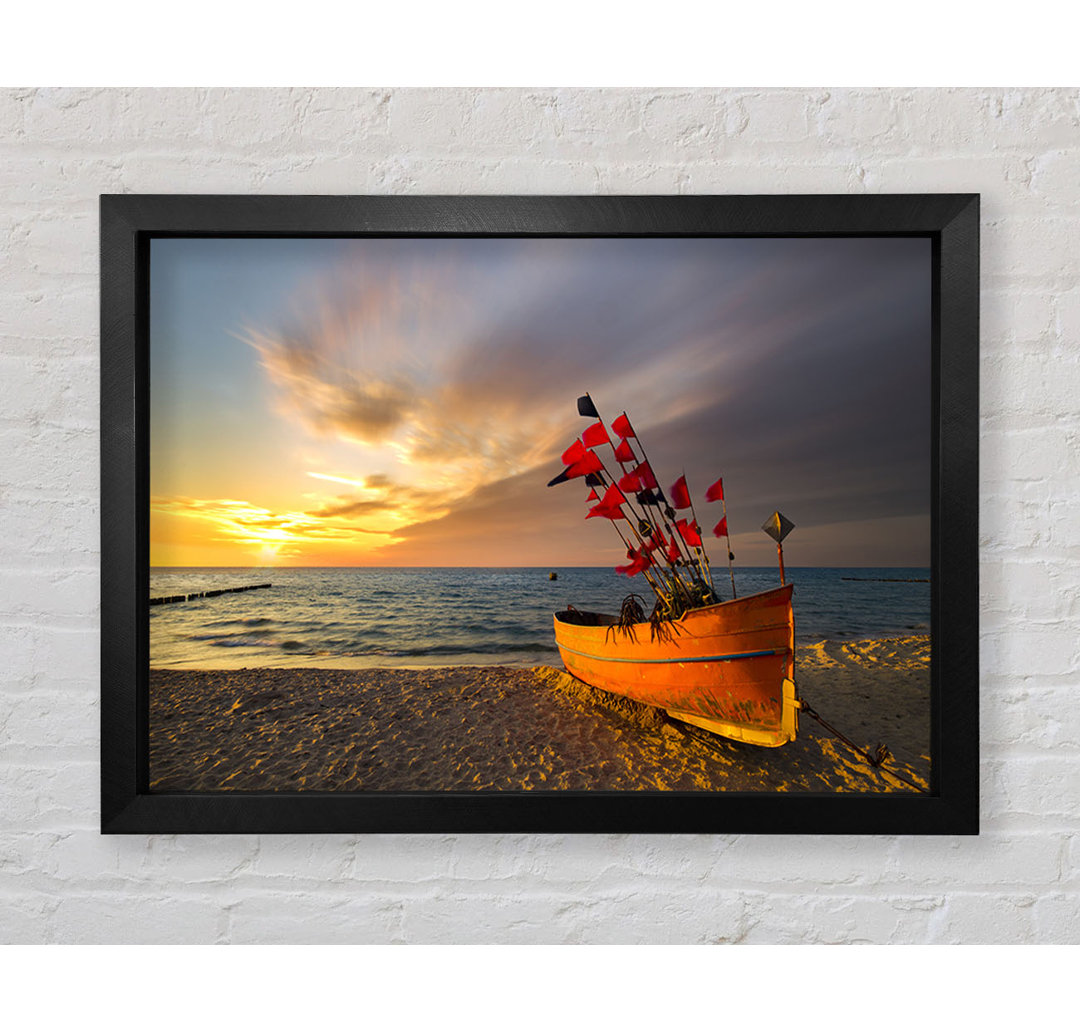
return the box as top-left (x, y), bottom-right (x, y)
top-left (611, 413), bottom-right (635, 439)
top-left (713, 516), bottom-right (728, 538)
top-left (613, 439), bottom-right (636, 464)
top-left (670, 475), bottom-right (692, 509)
top-left (616, 552), bottom-right (652, 577)
top-left (618, 470), bottom-right (642, 493)
top-left (704, 477), bottom-right (724, 503)
top-left (600, 484), bottom-right (627, 509)
top-left (561, 439), bottom-right (586, 466)
top-left (633, 462), bottom-right (658, 491)
top-left (587, 503), bottom-right (622, 521)
top-left (582, 421), bottom-right (610, 448)
top-left (586, 484), bottom-right (626, 521)
top-left (567, 449), bottom-right (603, 478)
top-left (587, 488), bottom-right (599, 502)
top-left (676, 518), bottom-right (702, 547)
top-left (665, 540), bottom-right (681, 564)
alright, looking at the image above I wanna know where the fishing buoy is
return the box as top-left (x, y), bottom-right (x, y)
top-left (549, 571), bottom-right (558, 580)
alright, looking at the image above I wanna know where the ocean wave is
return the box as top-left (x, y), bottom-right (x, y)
top-left (190, 628), bottom-right (275, 642)
top-left (191, 634), bottom-right (311, 651)
top-left (198, 636), bottom-right (278, 648)
top-left (199, 617), bottom-right (275, 629)
top-left (152, 566), bottom-right (931, 667)
top-left (348, 641), bottom-right (559, 658)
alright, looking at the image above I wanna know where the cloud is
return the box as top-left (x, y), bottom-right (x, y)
top-left (307, 497), bottom-right (396, 519)
top-left (247, 329), bottom-right (418, 442)
top-left (152, 495), bottom-right (394, 547)
top-left (230, 236), bottom-right (931, 566)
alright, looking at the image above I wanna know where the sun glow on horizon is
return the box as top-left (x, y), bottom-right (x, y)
top-left (149, 495), bottom-right (401, 567)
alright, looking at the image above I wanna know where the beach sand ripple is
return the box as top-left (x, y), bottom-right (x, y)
top-left (149, 635), bottom-right (929, 793)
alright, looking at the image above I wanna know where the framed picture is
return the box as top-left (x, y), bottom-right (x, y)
top-left (101, 194), bottom-right (978, 834)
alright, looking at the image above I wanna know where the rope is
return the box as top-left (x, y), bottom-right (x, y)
top-left (797, 697), bottom-right (925, 793)
top-left (668, 698), bottom-right (926, 794)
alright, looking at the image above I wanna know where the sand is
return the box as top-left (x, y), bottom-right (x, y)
top-left (149, 634), bottom-right (930, 793)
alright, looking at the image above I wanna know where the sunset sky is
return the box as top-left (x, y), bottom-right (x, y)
top-left (149, 235), bottom-right (931, 568)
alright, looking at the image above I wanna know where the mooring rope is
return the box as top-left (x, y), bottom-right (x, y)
top-left (669, 696), bottom-right (926, 794)
top-left (796, 696), bottom-right (925, 793)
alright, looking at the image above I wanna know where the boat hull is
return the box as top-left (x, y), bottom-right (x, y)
top-left (553, 584), bottom-right (797, 747)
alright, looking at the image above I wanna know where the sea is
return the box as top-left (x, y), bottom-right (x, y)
top-left (149, 566), bottom-right (931, 670)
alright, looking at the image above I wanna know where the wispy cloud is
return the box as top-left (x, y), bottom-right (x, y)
top-left (239, 250), bottom-right (579, 509)
top-left (171, 236), bottom-right (932, 566)
top-left (151, 495), bottom-right (395, 561)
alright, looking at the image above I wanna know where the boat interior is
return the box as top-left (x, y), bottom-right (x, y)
top-left (555, 608), bottom-right (616, 627)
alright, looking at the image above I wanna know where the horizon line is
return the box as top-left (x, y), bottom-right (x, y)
top-left (149, 563), bottom-right (932, 570)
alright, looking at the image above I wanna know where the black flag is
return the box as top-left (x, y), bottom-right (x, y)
top-left (550, 468), bottom-right (607, 488)
top-left (577, 394), bottom-right (600, 419)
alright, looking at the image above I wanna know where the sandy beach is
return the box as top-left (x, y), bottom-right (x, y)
top-left (149, 634), bottom-right (930, 793)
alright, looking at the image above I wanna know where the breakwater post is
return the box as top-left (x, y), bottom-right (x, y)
top-left (149, 583), bottom-right (272, 606)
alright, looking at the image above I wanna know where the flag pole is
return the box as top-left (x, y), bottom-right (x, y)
top-left (579, 396), bottom-right (695, 594)
top-left (591, 451), bottom-right (687, 592)
top-left (682, 470), bottom-right (716, 593)
top-left (720, 493), bottom-right (737, 599)
top-left (611, 520), bottom-right (669, 604)
top-left (586, 467), bottom-right (669, 604)
top-left (607, 407), bottom-right (704, 589)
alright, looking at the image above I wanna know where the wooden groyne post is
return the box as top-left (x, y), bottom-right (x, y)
top-left (149, 583), bottom-right (272, 606)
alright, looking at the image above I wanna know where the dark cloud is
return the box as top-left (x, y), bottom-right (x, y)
top-left (370, 237), bottom-right (931, 567)
top-left (242, 236), bottom-right (931, 566)
top-left (308, 497), bottom-right (397, 519)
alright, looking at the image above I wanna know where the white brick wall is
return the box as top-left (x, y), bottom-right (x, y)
top-left (1, 87), bottom-right (1077, 944)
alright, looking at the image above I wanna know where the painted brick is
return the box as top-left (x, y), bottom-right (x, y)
top-left (246, 834), bottom-right (356, 881)
top-left (991, 758), bottom-right (1080, 823)
top-left (226, 890), bottom-right (407, 945)
top-left (817, 88), bottom-right (914, 149)
top-left (0, 894), bottom-right (61, 944)
top-left (1032, 893), bottom-right (1080, 942)
top-left (931, 893), bottom-right (1039, 943)
top-left (996, 89), bottom-right (1080, 148)
top-left (50, 892), bottom-right (227, 944)
top-left (0, 427), bottom-right (97, 497)
top-left (738, 90), bottom-right (817, 144)
top-left (0, 279), bottom-right (97, 339)
top-left (387, 89), bottom-right (478, 149)
top-left (888, 833), bottom-right (1065, 888)
top-left (741, 892), bottom-right (943, 944)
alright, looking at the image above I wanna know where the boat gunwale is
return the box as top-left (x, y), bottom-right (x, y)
top-left (553, 583), bottom-right (794, 634)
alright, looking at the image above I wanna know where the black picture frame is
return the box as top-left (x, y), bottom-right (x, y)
top-left (101, 194), bottom-right (979, 835)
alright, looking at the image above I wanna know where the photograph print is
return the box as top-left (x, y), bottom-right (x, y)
top-left (148, 233), bottom-right (932, 796)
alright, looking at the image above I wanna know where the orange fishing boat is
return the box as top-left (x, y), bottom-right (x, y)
top-left (553, 583), bottom-right (798, 747)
